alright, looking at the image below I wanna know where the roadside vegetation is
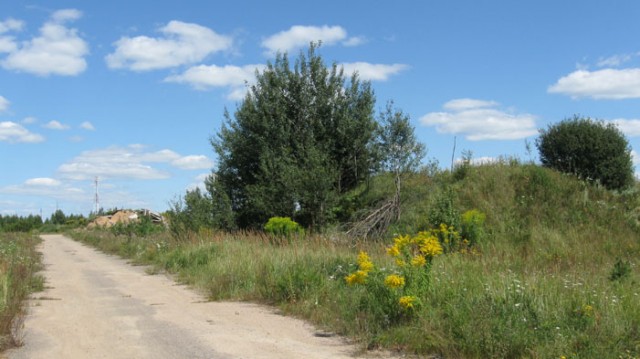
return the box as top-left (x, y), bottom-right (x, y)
top-left (69, 45), bottom-right (639, 357)
top-left (0, 233), bottom-right (44, 350)
top-left (71, 161), bottom-right (640, 358)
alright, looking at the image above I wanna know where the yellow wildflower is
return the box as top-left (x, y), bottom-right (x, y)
top-left (386, 244), bottom-right (401, 257)
top-left (410, 254), bottom-right (427, 267)
top-left (420, 236), bottom-right (443, 257)
top-left (395, 258), bottom-right (406, 267)
top-left (384, 274), bottom-right (405, 289)
top-left (398, 295), bottom-right (416, 310)
top-left (393, 234), bottom-right (411, 249)
top-left (357, 251), bottom-right (374, 272)
top-left (345, 270), bottom-right (368, 285)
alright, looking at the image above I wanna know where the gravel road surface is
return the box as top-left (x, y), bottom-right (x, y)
top-left (7, 234), bottom-right (383, 359)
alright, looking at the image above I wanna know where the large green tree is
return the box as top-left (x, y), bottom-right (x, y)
top-left (536, 115), bottom-right (635, 190)
top-left (213, 44), bottom-right (378, 229)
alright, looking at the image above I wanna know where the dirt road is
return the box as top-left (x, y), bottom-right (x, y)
top-left (7, 235), bottom-right (382, 359)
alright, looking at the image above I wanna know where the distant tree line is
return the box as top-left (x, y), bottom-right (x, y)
top-left (0, 210), bottom-right (88, 233)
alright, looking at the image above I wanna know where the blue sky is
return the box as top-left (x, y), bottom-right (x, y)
top-left (1, 1), bottom-right (639, 218)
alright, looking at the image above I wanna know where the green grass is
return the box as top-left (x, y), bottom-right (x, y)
top-left (0, 233), bottom-right (44, 351)
top-left (70, 162), bottom-right (640, 358)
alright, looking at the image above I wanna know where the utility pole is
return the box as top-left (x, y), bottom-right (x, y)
top-left (94, 176), bottom-right (100, 215)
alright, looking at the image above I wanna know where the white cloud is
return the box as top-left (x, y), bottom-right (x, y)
top-left (57, 145), bottom-right (214, 181)
top-left (420, 98), bottom-right (538, 141)
top-left (0, 180), bottom-right (85, 202)
top-left (341, 62), bottom-right (408, 81)
top-left (25, 177), bottom-right (61, 186)
top-left (0, 121), bottom-right (45, 143)
top-left (0, 18), bottom-right (24, 53)
top-left (106, 20), bottom-right (232, 71)
top-left (164, 63), bottom-right (265, 98)
top-left (1, 9), bottom-right (88, 76)
top-left (443, 98), bottom-right (497, 111)
top-left (187, 173), bottom-right (212, 191)
top-left (597, 54), bottom-right (633, 67)
top-left (80, 121), bottom-right (95, 130)
top-left (22, 116), bottom-right (37, 124)
top-left (171, 155), bottom-right (213, 170)
top-left (165, 64), bottom-right (262, 88)
top-left (548, 68), bottom-right (640, 99)
top-left (342, 36), bottom-right (367, 47)
top-left (0, 95), bottom-right (8, 112)
top-left (43, 120), bottom-right (69, 130)
top-left (0, 18), bottom-right (24, 33)
top-left (611, 118), bottom-right (640, 137)
top-left (632, 150), bottom-right (639, 165)
top-left (262, 25), bottom-right (348, 54)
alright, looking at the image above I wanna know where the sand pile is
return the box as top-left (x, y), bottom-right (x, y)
top-left (88, 210), bottom-right (139, 229)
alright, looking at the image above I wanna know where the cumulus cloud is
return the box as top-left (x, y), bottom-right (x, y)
top-left (0, 18), bottom-right (24, 53)
top-left (262, 25), bottom-right (363, 54)
top-left (611, 118), bottom-right (640, 137)
top-left (106, 21), bottom-right (232, 71)
top-left (164, 63), bottom-right (265, 99)
top-left (43, 120), bottom-right (69, 130)
top-left (548, 68), bottom-right (640, 99)
top-left (1, 9), bottom-right (88, 76)
top-left (341, 62), bottom-right (408, 81)
top-left (165, 64), bottom-right (261, 88)
top-left (420, 98), bottom-right (538, 141)
top-left (0, 179), bottom-right (85, 203)
top-left (57, 145), bottom-right (213, 181)
top-left (25, 177), bottom-right (61, 186)
top-left (171, 155), bottom-right (213, 170)
top-left (80, 121), bottom-right (95, 130)
top-left (0, 95), bottom-right (8, 112)
top-left (0, 121), bottom-right (45, 143)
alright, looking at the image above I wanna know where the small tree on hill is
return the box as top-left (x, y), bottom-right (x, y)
top-left (536, 115), bottom-right (634, 190)
top-left (377, 101), bottom-right (426, 220)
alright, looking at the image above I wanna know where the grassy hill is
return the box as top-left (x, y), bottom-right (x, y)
top-left (72, 160), bottom-right (640, 358)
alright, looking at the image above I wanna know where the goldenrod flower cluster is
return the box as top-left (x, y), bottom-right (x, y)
top-left (345, 251), bottom-right (374, 285)
top-left (384, 274), bottom-right (405, 289)
top-left (398, 295), bottom-right (417, 310)
top-left (387, 231), bottom-right (443, 269)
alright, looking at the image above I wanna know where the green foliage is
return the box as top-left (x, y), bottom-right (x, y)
top-left (264, 217), bottom-right (303, 239)
top-left (213, 43), bottom-right (378, 229)
top-left (0, 233), bottom-right (43, 350)
top-left (376, 101), bottom-right (426, 177)
top-left (73, 161), bottom-right (640, 358)
top-left (609, 258), bottom-right (631, 281)
top-left (428, 187), bottom-right (460, 230)
top-left (0, 214), bottom-right (42, 232)
top-left (536, 115), bottom-right (634, 190)
top-left (167, 183), bottom-right (234, 241)
top-left (460, 209), bottom-right (486, 246)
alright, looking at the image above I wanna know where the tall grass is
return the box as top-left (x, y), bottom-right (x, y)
top-left (70, 162), bottom-right (640, 358)
top-left (0, 233), bottom-right (44, 350)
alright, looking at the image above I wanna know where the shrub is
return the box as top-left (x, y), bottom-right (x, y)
top-left (264, 217), bottom-right (304, 239)
top-left (344, 230), bottom-right (444, 330)
top-left (536, 115), bottom-right (634, 190)
top-left (460, 209), bottom-right (486, 246)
